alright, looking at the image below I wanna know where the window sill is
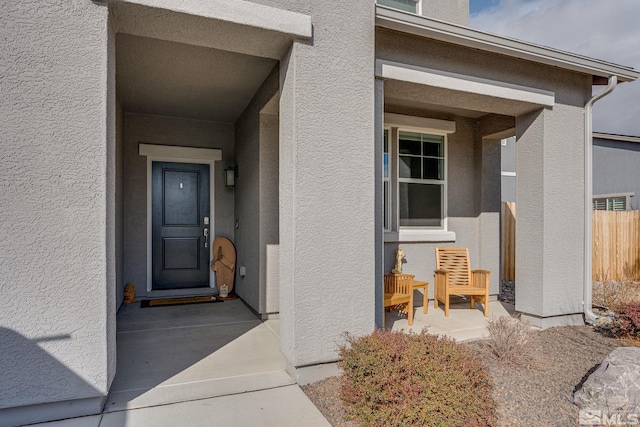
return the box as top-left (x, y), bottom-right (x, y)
top-left (384, 230), bottom-right (456, 243)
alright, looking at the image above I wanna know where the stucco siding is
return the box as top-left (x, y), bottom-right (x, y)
top-left (123, 114), bottom-right (234, 297)
top-left (0, 0), bottom-right (113, 423)
top-left (421, 0), bottom-right (469, 26)
top-left (260, 113), bottom-right (280, 314)
top-left (278, 0), bottom-right (376, 370)
top-left (116, 99), bottom-right (125, 310)
top-left (234, 66), bottom-right (279, 313)
top-left (593, 138), bottom-right (640, 206)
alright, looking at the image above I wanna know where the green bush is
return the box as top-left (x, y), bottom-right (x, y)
top-left (338, 329), bottom-right (496, 427)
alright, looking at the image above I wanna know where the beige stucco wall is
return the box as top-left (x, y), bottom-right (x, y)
top-left (421, 0), bottom-right (469, 26)
top-left (0, 1), bottom-right (115, 424)
top-left (123, 113), bottom-right (235, 298)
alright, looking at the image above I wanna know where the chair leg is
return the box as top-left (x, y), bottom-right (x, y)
top-left (423, 289), bottom-right (428, 314)
top-left (470, 296), bottom-right (475, 309)
top-left (434, 296), bottom-right (439, 309)
top-left (444, 296), bottom-right (449, 317)
top-left (483, 294), bottom-right (489, 317)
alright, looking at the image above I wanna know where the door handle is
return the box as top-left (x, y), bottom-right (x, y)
top-left (204, 227), bottom-right (209, 248)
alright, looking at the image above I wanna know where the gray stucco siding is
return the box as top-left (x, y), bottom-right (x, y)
top-left (234, 66), bottom-right (280, 314)
top-left (123, 113), bottom-right (235, 298)
top-left (0, 0), bottom-right (114, 422)
top-left (593, 138), bottom-right (640, 207)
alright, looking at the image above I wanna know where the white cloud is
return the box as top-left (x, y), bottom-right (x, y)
top-left (470, 0), bottom-right (640, 136)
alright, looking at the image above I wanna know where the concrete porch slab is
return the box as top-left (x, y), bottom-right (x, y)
top-left (386, 298), bottom-right (515, 341)
top-left (106, 300), bottom-right (293, 412)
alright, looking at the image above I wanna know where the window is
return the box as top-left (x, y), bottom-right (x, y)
top-left (398, 131), bottom-right (445, 227)
top-left (377, 0), bottom-right (420, 14)
top-left (383, 126), bottom-right (448, 234)
top-left (383, 129), bottom-right (391, 231)
top-left (593, 195), bottom-right (630, 211)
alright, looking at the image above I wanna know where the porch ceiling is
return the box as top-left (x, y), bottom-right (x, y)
top-left (116, 34), bottom-right (277, 122)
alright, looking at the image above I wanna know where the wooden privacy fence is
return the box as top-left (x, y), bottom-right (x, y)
top-left (501, 202), bottom-right (516, 281)
top-left (593, 210), bottom-right (640, 281)
top-left (501, 205), bottom-right (640, 282)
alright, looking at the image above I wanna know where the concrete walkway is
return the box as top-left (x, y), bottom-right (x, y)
top-left (32, 299), bottom-right (330, 426)
top-left (33, 386), bottom-right (330, 427)
top-left (32, 296), bottom-right (514, 426)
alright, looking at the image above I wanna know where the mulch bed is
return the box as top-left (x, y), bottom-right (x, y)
top-left (302, 326), bottom-right (623, 426)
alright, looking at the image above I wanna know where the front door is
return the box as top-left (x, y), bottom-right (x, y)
top-left (152, 161), bottom-right (210, 290)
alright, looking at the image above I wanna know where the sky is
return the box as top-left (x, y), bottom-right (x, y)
top-left (469, 0), bottom-right (640, 136)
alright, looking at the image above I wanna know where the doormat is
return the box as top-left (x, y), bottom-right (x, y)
top-left (140, 296), bottom-right (223, 308)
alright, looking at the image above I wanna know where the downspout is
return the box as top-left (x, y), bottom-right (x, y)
top-left (584, 75), bottom-right (617, 323)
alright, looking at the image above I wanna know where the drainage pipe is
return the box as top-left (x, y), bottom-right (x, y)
top-left (584, 75), bottom-right (617, 323)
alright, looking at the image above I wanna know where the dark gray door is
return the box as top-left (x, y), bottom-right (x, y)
top-left (152, 161), bottom-right (210, 290)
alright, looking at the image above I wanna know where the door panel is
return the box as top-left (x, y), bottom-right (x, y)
top-left (152, 162), bottom-right (210, 290)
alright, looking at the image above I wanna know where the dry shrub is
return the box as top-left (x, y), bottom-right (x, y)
top-left (610, 303), bottom-right (640, 345)
top-left (338, 329), bottom-right (496, 427)
top-left (592, 280), bottom-right (640, 312)
top-left (484, 315), bottom-right (536, 366)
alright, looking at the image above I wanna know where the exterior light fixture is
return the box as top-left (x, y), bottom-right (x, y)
top-left (224, 166), bottom-right (237, 187)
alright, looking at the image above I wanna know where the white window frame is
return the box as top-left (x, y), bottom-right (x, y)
top-left (382, 114), bottom-right (456, 242)
top-left (383, 127), bottom-right (392, 232)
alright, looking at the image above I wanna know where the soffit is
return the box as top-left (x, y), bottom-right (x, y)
top-left (116, 34), bottom-right (277, 122)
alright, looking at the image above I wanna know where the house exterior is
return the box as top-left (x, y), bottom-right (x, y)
top-left (1, 0), bottom-right (638, 424)
top-left (502, 133), bottom-right (640, 209)
top-left (593, 132), bottom-right (640, 210)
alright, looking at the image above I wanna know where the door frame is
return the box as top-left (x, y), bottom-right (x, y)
top-left (139, 143), bottom-right (222, 292)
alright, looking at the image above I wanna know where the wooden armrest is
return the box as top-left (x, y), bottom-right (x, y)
top-left (470, 270), bottom-right (490, 288)
top-left (434, 269), bottom-right (449, 275)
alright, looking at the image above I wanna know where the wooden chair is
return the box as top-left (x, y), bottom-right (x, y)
top-left (384, 274), bottom-right (415, 326)
top-left (434, 248), bottom-right (490, 317)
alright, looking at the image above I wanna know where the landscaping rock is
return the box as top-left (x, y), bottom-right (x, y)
top-left (573, 347), bottom-right (640, 411)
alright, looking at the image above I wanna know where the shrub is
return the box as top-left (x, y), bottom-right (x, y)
top-left (338, 329), bottom-right (496, 427)
top-left (592, 280), bottom-right (640, 312)
top-left (483, 315), bottom-right (536, 366)
top-left (610, 303), bottom-right (640, 345)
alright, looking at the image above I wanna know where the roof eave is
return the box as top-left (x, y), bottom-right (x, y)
top-left (375, 5), bottom-right (639, 83)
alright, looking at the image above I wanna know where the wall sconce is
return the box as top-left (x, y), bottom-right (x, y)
top-left (224, 165), bottom-right (238, 187)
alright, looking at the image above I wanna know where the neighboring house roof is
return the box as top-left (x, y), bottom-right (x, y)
top-left (593, 132), bottom-right (640, 143)
top-left (376, 5), bottom-right (639, 83)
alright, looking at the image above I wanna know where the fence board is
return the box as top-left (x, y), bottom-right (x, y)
top-left (593, 210), bottom-right (640, 281)
top-left (502, 205), bottom-right (640, 282)
top-left (501, 202), bottom-right (516, 281)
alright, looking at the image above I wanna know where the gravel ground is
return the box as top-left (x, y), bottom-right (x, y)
top-left (302, 326), bottom-right (623, 426)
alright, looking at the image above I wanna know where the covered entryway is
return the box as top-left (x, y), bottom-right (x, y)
top-left (109, 0), bottom-right (311, 409)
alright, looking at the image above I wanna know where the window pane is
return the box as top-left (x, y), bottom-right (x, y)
top-left (377, 0), bottom-right (418, 13)
top-left (399, 155), bottom-right (421, 179)
top-left (423, 140), bottom-right (443, 157)
top-left (383, 130), bottom-right (389, 178)
top-left (399, 183), bottom-right (442, 227)
top-left (399, 132), bottom-right (421, 155)
top-left (423, 158), bottom-right (444, 180)
top-left (384, 181), bottom-right (389, 230)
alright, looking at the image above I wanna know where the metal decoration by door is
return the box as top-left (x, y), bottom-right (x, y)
top-left (152, 161), bottom-right (210, 290)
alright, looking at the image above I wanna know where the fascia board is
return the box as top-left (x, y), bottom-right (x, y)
top-left (377, 60), bottom-right (555, 107)
top-left (593, 132), bottom-right (640, 143)
top-left (375, 5), bottom-right (638, 83)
